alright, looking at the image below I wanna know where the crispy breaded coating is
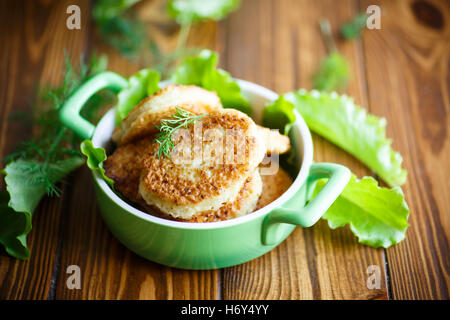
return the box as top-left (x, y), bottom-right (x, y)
top-left (138, 109), bottom-right (265, 219)
top-left (104, 138), bottom-right (263, 222)
top-left (103, 138), bottom-right (154, 203)
top-left (105, 84), bottom-right (293, 223)
top-left (112, 85), bottom-right (223, 145)
top-left (155, 170), bottom-right (262, 222)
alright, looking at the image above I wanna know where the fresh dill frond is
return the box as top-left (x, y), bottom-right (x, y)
top-left (154, 107), bottom-right (204, 158)
top-left (93, 0), bottom-right (154, 60)
top-left (3, 52), bottom-right (110, 196)
top-left (25, 161), bottom-right (63, 197)
top-left (96, 14), bottom-right (146, 57)
top-left (91, 0), bottom-right (198, 79)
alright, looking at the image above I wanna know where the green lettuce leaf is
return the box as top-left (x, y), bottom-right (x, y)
top-left (115, 69), bottom-right (161, 125)
top-left (167, 0), bottom-right (241, 25)
top-left (313, 52), bottom-right (350, 92)
top-left (0, 157), bottom-right (84, 259)
top-left (80, 140), bottom-right (114, 188)
top-left (283, 89), bottom-right (407, 187)
top-left (262, 95), bottom-right (296, 134)
top-left (0, 192), bottom-right (31, 259)
top-left (171, 49), bottom-right (251, 115)
top-left (171, 49), bottom-right (215, 84)
top-left (314, 175), bottom-right (410, 248)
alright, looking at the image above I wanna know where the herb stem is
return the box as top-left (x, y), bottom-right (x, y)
top-left (46, 127), bottom-right (68, 164)
top-left (319, 18), bottom-right (337, 53)
top-left (176, 22), bottom-right (192, 52)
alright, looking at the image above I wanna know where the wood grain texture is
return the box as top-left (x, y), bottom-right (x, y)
top-left (0, 0), bottom-right (89, 299)
top-left (54, 167), bottom-right (219, 300)
top-left (359, 0), bottom-right (450, 299)
top-left (220, 0), bottom-right (387, 300)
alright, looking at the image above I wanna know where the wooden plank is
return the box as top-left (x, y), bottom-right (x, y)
top-left (0, 0), bottom-right (90, 299)
top-left (220, 0), bottom-right (388, 299)
top-left (359, 0), bottom-right (449, 299)
top-left (54, 0), bottom-right (220, 299)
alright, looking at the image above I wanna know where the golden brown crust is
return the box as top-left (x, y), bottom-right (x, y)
top-left (103, 138), bottom-right (154, 203)
top-left (149, 171), bottom-right (261, 222)
top-left (104, 140), bottom-right (293, 223)
top-left (140, 159), bottom-right (248, 205)
top-left (112, 84), bottom-right (223, 145)
top-left (104, 83), bottom-right (293, 222)
top-left (105, 148), bottom-right (262, 222)
top-left (139, 109), bottom-right (264, 207)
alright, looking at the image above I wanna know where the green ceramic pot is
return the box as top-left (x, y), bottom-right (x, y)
top-left (60, 72), bottom-right (350, 270)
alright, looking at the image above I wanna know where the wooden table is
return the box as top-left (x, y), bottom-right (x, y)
top-left (0, 0), bottom-right (448, 300)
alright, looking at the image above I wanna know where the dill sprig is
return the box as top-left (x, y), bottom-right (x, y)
top-left (93, 0), bottom-right (166, 72)
top-left (0, 53), bottom-right (111, 260)
top-left (92, 0), bottom-right (200, 79)
top-left (3, 53), bottom-right (110, 196)
top-left (154, 107), bottom-right (204, 158)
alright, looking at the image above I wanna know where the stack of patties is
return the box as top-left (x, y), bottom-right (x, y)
top-left (105, 84), bottom-right (290, 222)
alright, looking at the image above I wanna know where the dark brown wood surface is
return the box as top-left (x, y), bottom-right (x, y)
top-left (0, 0), bottom-right (448, 300)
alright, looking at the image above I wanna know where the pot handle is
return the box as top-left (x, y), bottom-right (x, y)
top-left (262, 162), bottom-right (350, 245)
top-left (59, 71), bottom-right (128, 139)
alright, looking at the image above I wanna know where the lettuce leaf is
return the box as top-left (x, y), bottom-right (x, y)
top-left (115, 69), bottom-right (160, 125)
top-left (283, 90), bottom-right (407, 187)
top-left (167, 0), bottom-right (241, 25)
top-left (80, 140), bottom-right (114, 188)
top-left (0, 192), bottom-right (30, 259)
top-left (0, 157), bottom-right (84, 259)
top-left (171, 49), bottom-right (251, 115)
top-left (314, 175), bottom-right (410, 248)
top-left (262, 95), bottom-right (296, 134)
top-left (262, 91), bottom-right (410, 248)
